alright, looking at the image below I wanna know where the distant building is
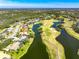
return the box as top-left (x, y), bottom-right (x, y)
top-left (3, 42), bottom-right (21, 51)
top-left (35, 18), bottom-right (40, 22)
top-left (7, 28), bottom-right (13, 32)
top-left (19, 35), bottom-right (27, 42)
top-left (9, 42), bottom-right (21, 51)
top-left (20, 24), bottom-right (28, 36)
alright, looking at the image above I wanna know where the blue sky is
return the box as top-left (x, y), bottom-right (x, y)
top-left (0, 0), bottom-right (79, 8)
top-left (6, 0), bottom-right (79, 3)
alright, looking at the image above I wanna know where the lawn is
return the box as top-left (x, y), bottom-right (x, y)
top-left (10, 38), bottom-right (33, 59)
top-left (65, 28), bottom-right (79, 40)
top-left (56, 29), bottom-right (79, 59)
top-left (41, 19), bottom-right (65, 59)
top-left (20, 23), bottom-right (49, 59)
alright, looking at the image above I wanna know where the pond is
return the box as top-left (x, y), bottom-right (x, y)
top-left (53, 21), bottom-right (79, 59)
top-left (21, 23), bottom-right (49, 59)
top-left (51, 21), bottom-right (64, 31)
top-left (50, 20), bottom-right (79, 59)
top-left (56, 29), bottom-right (79, 59)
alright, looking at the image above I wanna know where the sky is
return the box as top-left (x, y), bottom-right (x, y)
top-left (0, 0), bottom-right (79, 8)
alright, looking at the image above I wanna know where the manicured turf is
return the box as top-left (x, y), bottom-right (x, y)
top-left (65, 28), bottom-right (79, 40)
top-left (41, 19), bottom-right (65, 59)
top-left (56, 29), bottom-right (79, 59)
top-left (21, 23), bottom-right (49, 59)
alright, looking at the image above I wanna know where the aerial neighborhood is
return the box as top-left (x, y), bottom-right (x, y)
top-left (0, 9), bottom-right (79, 59)
top-left (0, 19), bottom-right (36, 59)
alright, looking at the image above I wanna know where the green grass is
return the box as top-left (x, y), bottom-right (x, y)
top-left (20, 23), bottom-right (49, 59)
top-left (56, 30), bottom-right (79, 59)
top-left (63, 18), bottom-right (79, 40)
top-left (10, 39), bottom-right (33, 59)
top-left (41, 19), bottom-right (65, 59)
top-left (65, 28), bottom-right (79, 40)
top-left (10, 23), bottom-right (34, 59)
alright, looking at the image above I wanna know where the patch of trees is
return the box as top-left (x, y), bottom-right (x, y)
top-left (72, 22), bottom-right (79, 33)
